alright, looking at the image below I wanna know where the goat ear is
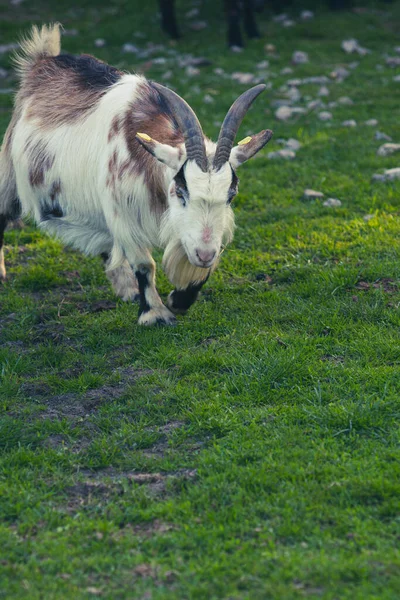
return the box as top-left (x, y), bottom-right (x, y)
top-left (136, 133), bottom-right (186, 170)
top-left (229, 129), bottom-right (273, 169)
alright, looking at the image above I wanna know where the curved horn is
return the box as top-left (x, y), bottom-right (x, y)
top-left (213, 84), bottom-right (267, 170)
top-left (152, 82), bottom-right (208, 172)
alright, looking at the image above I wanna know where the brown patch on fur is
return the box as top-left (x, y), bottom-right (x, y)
top-left (20, 56), bottom-right (121, 127)
top-left (108, 115), bottom-right (122, 142)
top-left (27, 139), bottom-right (54, 187)
top-left (106, 149), bottom-right (119, 201)
top-left (122, 82), bottom-right (185, 214)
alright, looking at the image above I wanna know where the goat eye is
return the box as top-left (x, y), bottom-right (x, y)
top-left (176, 189), bottom-right (186, 206)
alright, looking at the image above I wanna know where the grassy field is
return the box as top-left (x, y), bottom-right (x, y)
top-left (1, 0), bottom-right (400, 598)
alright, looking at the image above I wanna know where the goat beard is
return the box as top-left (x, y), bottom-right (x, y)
top-left (162, 239), bottom-right (218, 289)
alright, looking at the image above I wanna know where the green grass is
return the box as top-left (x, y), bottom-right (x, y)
top-left (1, 1), bottom-right (400, 598)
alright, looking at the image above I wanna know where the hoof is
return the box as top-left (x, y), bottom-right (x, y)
top-left (138, 305), bottom-right (177, 327)
top-left (167, 292), bottom-right (188, 316)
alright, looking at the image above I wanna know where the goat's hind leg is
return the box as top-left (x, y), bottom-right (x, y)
top-left (102, 253), bottom-right (140, 302)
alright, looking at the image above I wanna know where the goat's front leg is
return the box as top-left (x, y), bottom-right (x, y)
top-left (130, 251), bottom-right (176, 326)
top-left (167, 276), bottom-right (209, 316)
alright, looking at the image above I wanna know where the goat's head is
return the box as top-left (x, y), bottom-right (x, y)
top-left (136, 83), bottom-right (272, 270)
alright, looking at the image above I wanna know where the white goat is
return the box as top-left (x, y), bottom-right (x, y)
top-left (0, 24), bottom-right (272, 325)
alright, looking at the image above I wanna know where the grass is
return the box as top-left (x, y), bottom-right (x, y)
top-left (1, 0), bottom-right (400, 598)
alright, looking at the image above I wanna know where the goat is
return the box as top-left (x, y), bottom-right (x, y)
top-left (0, 24), bottom-right (272, 325)
top-left (160, 0), bottom-right (261, 49)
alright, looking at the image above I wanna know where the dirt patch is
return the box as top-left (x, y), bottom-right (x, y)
top-left (354, 278), bottom-right (398, 294)
top-left (320, 355), bottom-right (344, 364)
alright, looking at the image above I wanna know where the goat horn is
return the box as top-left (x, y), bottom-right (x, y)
top-left (152, 82), bottom-right (208, 172)
top-left (213, 84), bottom-right (267, 170)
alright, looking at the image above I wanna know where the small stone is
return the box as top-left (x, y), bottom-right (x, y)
top-left (365, 119), bottom-right (378, 126)
top-left (292, 51), bottom-right (309, 65)
top-left (63, 28), bottom-right (79, 37)
top-left (342, 120), bottom-right (357, 127)
top-left (374, 131), bottom-right (392, 142)
top-left (232, 72), bottom-right (255, 84)
top-left (189, 20), bottom-right (208, 31)
top-left (323, 198), bottom-right (342, 207)
top-left (377, 143), bottom-right (400, 157)
top-left (161, 70), bottom-right (172, 80)
top-left (395, 46), bottom-right (400, 54)
top-left (363, 214), bottom-right (375, 222)
top-left (303, 189), bottom-right (324, 200)
top-left (122, 43), bottom-right (139, 53)
top-left (338, 96), bottom-right (354, 106)
top-left (268, 149), bottom-right (296, 160)
top-left (300, 10), bottom-right (314, 20)
top-left (302, 76), bottom-right (330, 84)
top-left (265, 44), bottom-right (276, 53)
top-left (283, 20), bottom-right (295, 28)
top-left (386, 56), bottom-right (400, 67)
top-left (376, 64), bottom-right (384, 71)
top-left (275, 106), bottom-right (293, 121)
top-left (186, 66), bottom-right (200, 77)
top-left (94, 38), bottom-right (105, 48)
top-left (341, 39), bottom-right (370, 56)
top-left (0, 43), bottom-right (18, 54)
top-left (256, 60), bottom-right (269, 69)
top-left (287, 78), bottom-right (302, 87)
top-left (285, 138), bottom-right (302, 151)
top-left (203, 94), bottom-right (214, 104)
top-left (273, 14), bottom-right (287, 23)
top-left (287, 87), bottom-right (301, 103)
top-left (372, 173), bottom-right (387, 182)
top-left (318, 86), bottom-right (330, 97)
top-left (393, 74), bottom-right (400, 82)
top-left (153, 57), bottom-right (167, 65)
top-left (372, 168), bottom-right (400, 181)
top-left (230, 46), bottom-right (243, 54)
top-left (349, 61), bottom-right (359, 69)
top-left (185, 8), bottom-right (199, 18)
top-left (331, 67), bottom-right (350, 81)
top-left (318, 111), bottom-right (333, 121)
top-left (281, 67), bottom-right (293, 75)
top-left (308, 100), bottom-right (323, 110)
top-left (328, 101), bottom-right (338, 109)
top-left (214, 68), bottom-right (224, 76)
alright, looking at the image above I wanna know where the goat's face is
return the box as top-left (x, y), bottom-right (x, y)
top-left (167, 159), bottom-right (236, 268)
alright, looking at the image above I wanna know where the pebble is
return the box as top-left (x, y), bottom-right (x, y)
top-left (303, 189), bottom-right (324, 200)
top-left (268, 149), bottom-right (296, 160)
top-left (285, 138), bottom-right (302, 151)
top-left (230, 46), bottom-right (243, 54)
top-left (393, 75), bottom-right (400, 82)
top-left (281, 67), bottom-right (293, 75)
top-left (63, 29), bottom-right (79, 37)
top-left (341, 39), bottom-right (370, 56)
top-left (283, 20), bottom-right (295, 28)
top-left (372, 168), bottom-right (400, 181)
top-left (214, 68), bottom-right (224, 76)
top-left (287, 87), bottom-right (301, 103)
top-left (386, 56), bottom-right (400, 67)
top-left (189, 20), bottom-right (208, 31)
top-left (308, 99), bottom-right (323, 110)
top-left (292, 51), bottom-right (309, 65)
top-left (323, 198), bottom-right (342, 207)
top-left (365, 119), bottom-right (378, 126)
top-left (186, 66), bottom-right (200, 77)
top-left (256, 60), bottom-right (269, 69)
top-left (338, 96), bottom-right (354, 106)
top-left (331, 67), bottom-right (350, 81)
top-left (203, 94), bottom-right (214, 104)
top-left (302, 76), bottom-right (330, 84)
top-left (318, 111), bottom-right (333, 121)
top-left (374, 131), bottom-right (392, 141)
top-left (273, 14), bottom-right (288, 23)
top-left (363, 214), bottom-right (375, 222)
top-left (122, 43), bottom-right (139, 53)
top-left (377, 143), bottom-right (400, 157)
top-left (349, 61), bottom-right (359, 69)
top-left (275, 106), bottom-right (293, 121)
top-left (318, 86), bottom-right (330, 97)
top-left (94, 38), bottom-right (105, 48)
top-left (342, 120), bottom-right (357, 127)
top-left (185, 8), bottom-right (199, 18)
top-left (376, 64), bottom-right (384, 71)
top-left (161, 70), bottom-right (172, 80)
top-left (0, 43), bottom-right (18, 54)
top-left (287, 78), bottom-right (303, 87)
top-left (300, 10), bottom-right (314, 20)
top-left (232, 72), bottom-right (255, 84)
top-left (265, 44), bottom-right (276, 53)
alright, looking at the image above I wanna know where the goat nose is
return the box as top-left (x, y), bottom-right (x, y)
top-left (196, 249), bottom-right (216, 264)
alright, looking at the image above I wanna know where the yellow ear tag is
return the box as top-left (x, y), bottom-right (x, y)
top-left (137, 132), bottom-right (152, 141)
top-left (238, 136), bottom-right (252, 146)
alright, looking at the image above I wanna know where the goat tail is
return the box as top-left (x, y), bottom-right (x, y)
top-left (13, 23), bottom-right (62, 78)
